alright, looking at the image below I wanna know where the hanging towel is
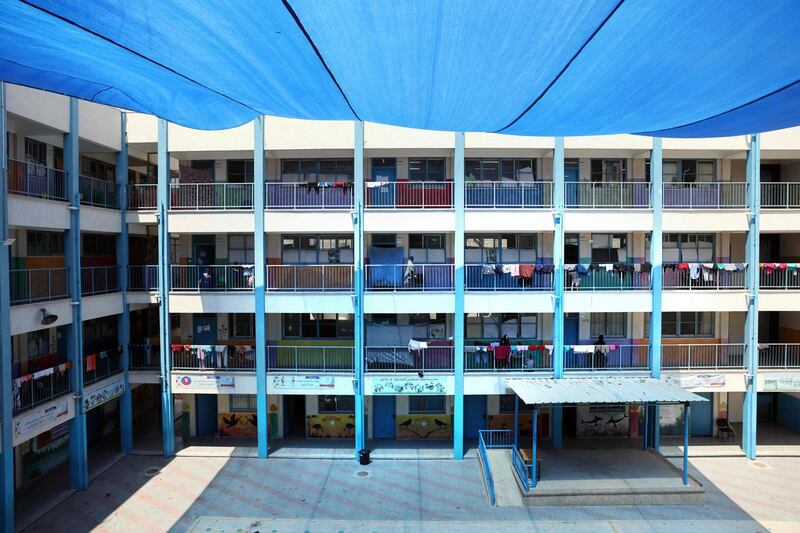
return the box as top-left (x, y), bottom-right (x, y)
top-left (689, 263), bottom-right (701, 280)
top-left (482, 264), bottom-right (495, 275)
top-left (408, 339), bottom-right (428, 350)
top-left (84, 354), bottom-right (96, 372)
top-left (603, 263), bottom-right (614, 272)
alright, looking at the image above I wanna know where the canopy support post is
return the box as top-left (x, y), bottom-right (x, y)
top-left (743, 133), bottom-right (760, 460)
top-left (650, 138), bottom-right (663, 378)
top-left (532, 406), bottom-right (538, 489)
top-left (683, 402), bottom-right (690, 485)
top-left (353, 121), bottom-right (365, 460)
top-left (453, 131), bottom-right (465, 460)
top-left (254, 116), bottom-right (268, 458)
top-left (513, 394), bottom-right (519, 449)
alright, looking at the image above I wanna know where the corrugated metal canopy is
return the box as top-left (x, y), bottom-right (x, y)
top-left (505, 377), bottom-right (707, 405)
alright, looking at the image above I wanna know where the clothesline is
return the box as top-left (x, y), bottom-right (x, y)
top-left (465, 344), bottom-right (622, 353)
top-left (481, 264), bottom-right (554, 277)
top-left (13, 362), bottom-right (71, 386)
top-left (760, 263), bottom-right (800, 273)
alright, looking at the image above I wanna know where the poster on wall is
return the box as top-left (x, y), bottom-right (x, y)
top-left (83, 375), bottom-right (126, 413)
top-left (218, 412), bottom-right (258, 437)
top-left (172, 374), bottom-right (235, 392)
top-left (576, 405), bottom-right (629, 437)
top-left (659, 403), bottom-right (686, 436)
top-left (763, 373), bottom-right (800, 391)
top-left (270, 375), bottom-right (334, 390)
top-left (13, 398), bottom-right (73, 446)
top-left (675, 374), bottom-right (726, 389)
top-left (370, 375), bottom-right (446, 395)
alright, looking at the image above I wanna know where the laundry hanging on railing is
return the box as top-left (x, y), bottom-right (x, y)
top-left (302, 181), bottom-right (353, 192)
top-left (664, 262), bottom-right (746, 281)
top-left (366, 181), bottom-right (389, 188)
top-left (541, 344), bottom-right (621, 355)
top-left (408, 339), bottom-right (428, 350)
top-left (480, 263), bottom-right (555, 278)
top-left (761, 262), bottom-right (800, 274)
top-left (465, 344), bottom-right (549, 352)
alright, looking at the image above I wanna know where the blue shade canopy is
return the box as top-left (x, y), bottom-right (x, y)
top-left (1, 0), bottom-right (799, 137)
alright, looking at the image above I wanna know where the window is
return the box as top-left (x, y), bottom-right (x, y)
top-left (591, 234), bottom-right (627, 263)
top-left (465, 234), bottom-right (536, 263)
top-left (371, 233), bottom-right (397, 249)
top-left (590, 159), bottom-right (626, 182)
top-left (280, 159), bottom-right (354, 182)
top-left (27, 230), bottom-right (64, 256)
top-left (228, 234), bottom-right (255, 264)
top-left (408, 158), bottom-right (446, 181)
top-left (283, 313), bottom-right (353, 339)
top-left (83, 317), bottom-right (117, 349)
top-left (660, 234), bottom-right (715, 262)
top-left (590, 313), bottom-right (626, 338)
top-left (27, 330), bottom-right (51, 358)
top-left (409, 234), bottom-right (446, 263)
top-left (229, 314), bottom-right (254, 338)
top-left (82, 234), bottom-right (116, 256)
top-left (646, 312), bottom-right (714, 337)
top-left (466, 313), bottom-right (538, 340)
top-left (24, 138), bottom-right (47, 165)
top-left (465, 159), bottom-right (536, 181)
top-left (318, 395), bottom-right (354, 413)
top-left (227, 159), bottom-right (254, 183)
top-left (409, 395), bottom-right (446, 413)
top-left (282, 234), bottom-right (352, 264)
top-left (81, 156), bottom-right (115, 180)
top-left (408, 313), bottom-right (446, 339)
top-left (229, 395), bottom-right (257, 412)
top-left (646, 159), bottom-right (716, 183)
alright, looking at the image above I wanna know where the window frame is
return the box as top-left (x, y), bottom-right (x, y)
top-left (229, 394), bottom-right (258, 412)
top-left (408, 158), bottom-right (447, 182)
top-left (465, 158), bottom-right (536, 182)
top-left (317, 395), bottom-right (355, 413)
top-left (590, 313), bottom-right (627, 339)
top-left (645, 312), bottom-right (715, 338)
top-left (465, 233), bottom-right (537, 263)
top-left (282, 313), bottom-right (354, 339)
top-left (280, 158), bottom-right (354, 183)
top-left (408, 395), bottom-right (446, 414)
top-left (466, 313), bottom-right (538, 341)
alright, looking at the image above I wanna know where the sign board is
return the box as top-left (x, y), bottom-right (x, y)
top-left (172, 374), bottom-right (235, 392)
top-left (83, 375), bottom-right (126, 413)
top-left (677, 374), bottom-right (726, 389)
top-left (13, 398), bottom-right (74, 446)
top-left (270, 375), bottom-right (334, 390)
top-left (370, 375), bottom-right (447, 395)
top-left (763, 373), bottom-right (800, 392)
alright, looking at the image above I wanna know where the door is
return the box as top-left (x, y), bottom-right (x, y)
top-left (564, 314), bottom-right (580, 370)
top-left (192, 235), bottom-right (216, 266)
top-left (565, 233), bottom-right (579, 264)
top-left (690, 393), bottom-right (713, 436)
top-left (193, 315), bottom-right (217, 345)
top-left (464, 395), bottom-right (487, 439)
top-left (196, 394), bottom-right (218, 436)
top-left (370, 158), bottom-right (396, 206)
top-left (284, 395), bottom-right (306, 438)
top-left (372, 396), bottom-right (396, 439)
top-left (757, 393), bottom-right (775, 423)
top-left (565, 159), bottom-right (580, 207)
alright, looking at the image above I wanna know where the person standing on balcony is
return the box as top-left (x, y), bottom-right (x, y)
top-left (198, 267), bottom-right (212, 290)
top-left (594, 335), bottom-right (608, 369)
top-left (404, 255), bottom-right (415, 287)
top-left (496, 335), bottom-right (511, 369)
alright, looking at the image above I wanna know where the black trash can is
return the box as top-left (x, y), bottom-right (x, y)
top-left (358, 448), bottom-right (370, 465)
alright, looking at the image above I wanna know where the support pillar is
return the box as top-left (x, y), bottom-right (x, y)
top-left (531, 406), bottom-right (538, 489)
top-left (650, 138), bottom-right (663, 378)
top-left (353, 121), bottom-right (365, 459)
top-left (254, 116), bottom-right (268, 458)
top-left (513, 394), bottom-right (519, 449)
top-left (157, 119), bottom-right (175, 457)
top-left (116, 112), bottom-right (133, 455)
top-left (453, 132), bottom-right (465, 459)
top-left (743, 133), bottom-right (761, 460)
top-left (683, 402), bottom-right (690, 485)
top-left (552, 137), bottom-right (565, 379)
top-left (65, 98), bottom-right (88, 489)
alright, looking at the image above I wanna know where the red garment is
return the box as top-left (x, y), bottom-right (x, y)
top-left (519, 264), bottom-right (535, 278)
top-left (494, 346), bottom-right (510, 360)
top-left (171, 344), bottom-right (183, 352)
top-left (678, 263), bottom-right (689, 270)
top-left (85, 354), bottom-right (96, 372)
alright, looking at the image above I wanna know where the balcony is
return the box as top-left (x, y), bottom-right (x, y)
top-left (265, 182), bottom-right (353, 210)
top-left (170, 182), bottom-right (253, 210)
top-left (10, 267), bottom-right (68, 305)
top-left (759, 344), bottom-right (800, 369)
top-left (564, 344), bottom-right (649, 372)
top-left (365, 264), bottom-right (454, 291)
top-left (465, 181), bottom-right (553, 208)
top-left (566, 266), bottom-right (651, 290)
top-left (464, 346), bottom-right (552, 372)
top-left (760, 183), bottom-right (800, 209)
top-left (128, 184), bottom-right (156, 210)
top-left (365, 346), bottom-right (454, 373)
top-left (565, 181), bottom-right (650, 208)
top-left (80, 175), bottom-right (118, 209)
top-left (663, 182), bottom-right (746, 209)
top-left (267, 346), bottom-right (354, 372)
top-left (267, 264), bottom-right (353, 292)
top-left (12, 363), bottom-right (71, 414)
top-left (8, 160), bottom-right (67, 201)
top-left (663, 263), bottom-right (746, 290)
top-left (129, 344), bottom-right (159, 370)
top-left (171, 264), bottom-right (254, 292)
top-left (465, 264), bottom-right (553, 291)
top-left (365, 181), bottom-right (453, 209)
top-left (172, 344), bottom-right (256, 371)
top-left (81, 266), bottom-right (120, 296)
top-left (662, 343), bottom-right (745, 370)
top-left (83, 350), bottom-right (122, 385)
top-left (128, 265), bottom-right (158, 291)
top-left (759, 264), bottom-right (800, 289)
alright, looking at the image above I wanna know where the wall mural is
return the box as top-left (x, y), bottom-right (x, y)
top-left (307, 414), bottom-right (356, 438)
top-left (396, 414), bottom-right (451, 439)
top-left (576, 405), bottom-right (629, 437)
top-left (218, 412), bottom-right (258, 437)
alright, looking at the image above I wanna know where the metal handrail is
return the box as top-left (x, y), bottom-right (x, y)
top-left (564, 345), bottom-right (650, 372)
top-left (128, 265), bottom-right (159, 291)
top-left (7, 159), bottom-right (67, 201)
top-left (83, 350), bottom-right (122, 385)
top-left (129, 344), bottom-right (159, 370)
top-left (760, 182), bottom-right (800, 209)
top-left (265, 181), bottom-right (353, 210)
top-left (128, 184), bottom-right (157, 210)
top-left (364, 180), bottom-right (454, 209)
top-left (478, 429), bottom-right (514, 506)
top-left (511, 445), bottom-right (534, 491)
top-left (465, 181), bottom-right (553, 208)
top-left (172, 345), bottom-right (256, 371)
top-left (758, 343), bottom-right (800, 369)
top-left (465, 347), bottom-right (552, 372)
top-left (266, 264), bottom-right (354, 292)
top-left (663, 182), bottom-right (747, 208)
top-left (81, 266), bottom-right (120, 296)
top-left (759, 266), bottom-right (800, 290)
top-left (565, 266), bottom-right (651, 290)
top-left (171, 264), bottom-right (255, 291)
top-left (365, 263), bottom-right (454, 291)
top-left (365, 346), bottom-right (454, 372)
top-left (80, 175), bottom-right (118, 209)
top-left (12, 363), bottom-right (71, 414)
top-left (10, 267), bottom-right (69, 305)
top-left (267, 346), bottom-right (354, 372)
top-left (465, 264), bottom-right (553, 291)
top-left (663, 263), bottom-right (746, 290)
top-left (564, 181), bottom-right (651, 208)
top-left (662, 343), bottom-right (745, 370)
top-left (170, 182), bottom-right (254, 210)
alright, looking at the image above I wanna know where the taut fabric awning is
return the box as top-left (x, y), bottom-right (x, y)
top-left (505, 377), bottom-right (707, 406)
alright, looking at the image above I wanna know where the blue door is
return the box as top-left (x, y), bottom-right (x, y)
top-left (193, 315), bottom-right (217, 345)
top-left (464, 395), bottom-right (487, 438)
top-left (565, 160), bottom-right (579, 207)
top-left (370, 158), bottom-right (396, 207)
top-left (196, 394), bottom-right (218, 436)
top-left (690, 392), bottom-right (713, 436)
top-left (564, 314), bottom-right (580, 368)
top-left (373, 396), bottom-right (396, 439)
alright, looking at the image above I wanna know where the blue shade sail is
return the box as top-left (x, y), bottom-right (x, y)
top-left (1, 0), bottom-right (799, 137)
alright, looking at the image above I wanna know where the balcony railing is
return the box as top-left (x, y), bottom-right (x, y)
top-left (365, 264), bottom-right (454, 291)
top-left (265, 182), bottom-right (353, 210)
top-left (759, 265), bottom-right (800, 289)
top-left (84, 350), bottom-right (122, 385)
top-left (129, 344), bottom-right (159, 370)
top-left (565, 181), bottom-right (650, 208)
top-left (8, 159), bottom-right (67, 201)
top-left (663, 264), bottom-right (746, 290)
top-left (170, 182), bottom-right (253, 210)
top-left (760, 182), bottom-right (800, 209)
top-left (759, 344), bottom-right (800, 369)
top-left (662, 344), bottom-right (745, 370)
top-left (465, 181), bottom-right (553, 208)
top-left (565, 266), bottom-right (651, 290)
top-left (128, 184), bottom-right (157, 210)
top-left (12, 363), bottom-right (71, 414)
top-left (267, 264), bottom-right (353, 292)
top-left (172, 344), bottom-right (256, 371)
top-left (268, 346), bottom-right (354, 372)
top-left (365, 181), bottom-right (453, 209)
top-left (81, 266), bottom-right (120, 296)
top-left (10, 267), bottom-right (69, 305)
top-left (128, 265), bottom-right (159, 291)
top-left (80, 175), bottom-right (118, 209)
top-left (564, 345), bottom-right (650, 372)
top-left (171, 264), bottom-right (254, 291)
top-left (465, 264), bottom-right (553, 291)
top-left (663, 182), bottom-right (746, 208)
top-left (465, 346), bottom-right (552, 372)
top-left (365, 346), bottom-right (454, 372)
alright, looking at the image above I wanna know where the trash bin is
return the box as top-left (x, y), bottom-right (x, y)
top-left (359, 448), bottom-right (370, 465)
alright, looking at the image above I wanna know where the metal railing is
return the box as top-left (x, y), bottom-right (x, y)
top-left (265, 182), bottom-right (353, 210)
top-left (465, 265), bottom-right (553, 291)
top-left (81, 266), bottom-right (120, 296)
top-left (565, 267), bottom-right (651, 290)
top-left (663, 182), bottom-right (747, 208)
top-left (564, 345), bottom-right (650, 372)
top-left (759, 266), bottom-right (800, 290)
top-left (663, 264), bottom-right (746, 289)
top-left (365, 263), bottom-right (454, 291)
top-left (478, 429), bottom-right (514, 506)
top-left (170, 182), bottom-right (254, 210)
top-left (365, 346), bottom-right (454, 372)
top-left (465, 181), bottom-right (553, 208)
top-left (267, 264), bottom-right (354, 291)
top-left (171, 264), bottom-right (255, 291)
top-left (268, 346), bottom-right (354, 372)
top-left (80, 175), bottom-right (118, 208)
top-left (465, 347), bottom-right (552, 372)
top-left (365, 181), bottom-right (453, 209)
top-left (172, 345), bottom-right (256, 371)
top-left (10, 267), bottom-right (69, 305)
top-left (759, 344), bottom-right (800, 369)
top-left (662, 344), bottom-right (745, 370)
top-left (12, 364), bottom-right (71, 414)
top-left (512, 445), bottom-right (535, 491)
top-left (760, 182), bottom-right (800, 209)
top-left (129, 344), bottom-right (159, 370)
top-left (565, 181), bottom-right (650, 208)
top-left (84, 350), bottom-right (122, 385)
top-left (128, 184), bottom-right (157, 210)
top-left (128, 265), bottom-right (159, 291)
top-left (7, 159), bottom-right (67, 201)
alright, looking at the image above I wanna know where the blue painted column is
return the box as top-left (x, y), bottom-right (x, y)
top-left (157, 119), bottom-right (175, 457)
top-left (648, 138), bottom-right (664, 451)
top-left (743, 133), bottom-right (760, 460)
top-left (531, 406), bottom-right (538, 489)
top-left (65, 98), bottom-right (88, 489)
top-left (453, 132), bottom-right (465, 460)
top-left (513, 394), bottom-right (519, 449)
top-left (116, 112), bottom-right (133, 454)
top-left (353, 121), bottom-right (365, 459)
top-left (551, 137), bottom-right (565, 449)
top-left (682, 402), bottom-right (690, 485)
top-left (253, 116), bottom-right (268, 458)
top-left (0, 81), bottom-right (15, 532)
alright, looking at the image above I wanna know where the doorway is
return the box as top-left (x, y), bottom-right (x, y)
top-left (565, 233), bottom-right (579, 264)
top-left (373, 396), bottom-right (396, 439)
top-left (284, 395), bottom-right (306, 438)
top-left (192, 235), bottom-right (216, 266)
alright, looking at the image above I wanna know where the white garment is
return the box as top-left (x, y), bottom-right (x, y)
top-left (603, 263), bottom-right (614, 272)
top-left (572, 345), bottom-right (595, 354)
top-left (408, 339), bottom-right (428, 351)
top-left (366, 181), bottom-right (388, 188)
top-left (689, 263), bottom-right (701, 280)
